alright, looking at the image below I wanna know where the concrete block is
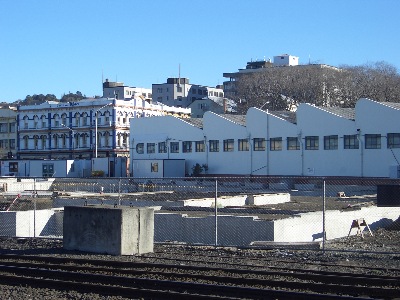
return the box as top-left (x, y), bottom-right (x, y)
top-left (246, 193), bottom-right (290, 205)
top-left (63, 205), bottom-right (154, 255)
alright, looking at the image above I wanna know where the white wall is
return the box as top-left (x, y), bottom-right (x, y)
top-left (203, 113), bottom-right (250, 175)
top-left (296, 104), bottom-right (359, 176)
top-left (356, 99), bottom-right (400, 177)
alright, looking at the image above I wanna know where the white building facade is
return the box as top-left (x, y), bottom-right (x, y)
top-left (17, 98), bottom-right (190, 160)
top-left (130, 98), bottom-right (400, 178)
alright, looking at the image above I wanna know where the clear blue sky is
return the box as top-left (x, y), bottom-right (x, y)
top-left (1, 0), bottom-right (399, 102)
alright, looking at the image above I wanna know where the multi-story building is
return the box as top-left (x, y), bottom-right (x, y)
top-left (102, 79), bottom-right (152, 101)
top-left (152, 78), bottom-right (224, 108)
top-left (130, 98), bottom-right (400, 178)
top-left (17, 97), bottom-right (190, 160)
top-left (0, 106), bottom-right (17, 159)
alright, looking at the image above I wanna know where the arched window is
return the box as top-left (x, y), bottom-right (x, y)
top-left (104, 132), bottom-right (110, 147)
top-left (41, 115), bottom-right (47, 129)
top-left (41, 135), bottom-right (47, 149)
top-left (53, 134), bottom-right (59, 149)
top-left (75, 133), bottom-right (80, 148)
top-left (74, 113), bottom-right (80, 127)
top-left (23, 116), bottom-right (29, 129)
top-left (123, 133), bottom-right (128, 147)
top-left (33, 135), bottom-right (39, 149)
top-left (33, 116), bottom-right (39, 129)
top-left (23, 136), bottom-right (29, 149)
top-left (82, 133), bottom-right (88, 147)
top-left (82, 112), bottom-right (88, 126)
top-left (53, 114), bottom-right (60, 127)
top-left (61, 134), bottom-right (67, 148)
top-left (61, 113), bottom-right (67, 126)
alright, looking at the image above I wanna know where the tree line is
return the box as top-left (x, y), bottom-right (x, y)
top-left (13, 91), bottom-right (88, 106)
top-left (234, 61), bottom-right (400, 113)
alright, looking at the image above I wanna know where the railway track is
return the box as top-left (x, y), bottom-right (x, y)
top-left (0, 254), bottom-right (398, 299)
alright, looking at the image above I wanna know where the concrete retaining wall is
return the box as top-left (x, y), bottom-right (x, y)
top-left (2, 205), bottom-right (400, 247)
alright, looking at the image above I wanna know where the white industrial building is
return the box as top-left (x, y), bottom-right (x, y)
top-left (130, 98), bottom-right (400, 178)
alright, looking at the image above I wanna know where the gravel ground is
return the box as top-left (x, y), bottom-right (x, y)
top-left (1, 225), bottom-right (400, 299)
top-left (1, 193), bottom-right (399, 299)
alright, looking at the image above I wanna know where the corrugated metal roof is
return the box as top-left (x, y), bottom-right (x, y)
top-left (221, 114), bottom-right (246, 126)
top-left (268, 111), bottom-right (297, 124)
top-left (181, 118), bottom-right (203, 129)
top-left (318, 107), bottom-right (355, 120)
top-left (381, 102), bottom-right (400, 110)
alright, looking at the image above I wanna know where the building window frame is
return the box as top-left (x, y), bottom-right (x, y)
top-left (253, 138), bottom-right (266, 151)
top-left (136, 143), bottom-right (144, 154)
top-left (305, 136), bottom-right (319, 150)
top-left (170, 142), bottom-right (179, 153)
top-left (195, 141), bottom-right (205, 152)
top-left (344, 134), bottom-right (359, 149)
top-left (270, 137), bottom-right (282, 151)
top-left (238, 138), bottom-right (249, 151)
top-left (387, 133), bottom-right (400, 149)
top-left (209, 140), bottom-right (219, 152)
top-left (324, 135), bottom-right (338, 150)
top-left (158, 141), bottom-right (167, 153)
top-left (365, 134), bottom-right (381, 149)
top-left (147, 143), bottom-right (155, 154)
top-left (182, 141), bottom-right (192, 153)
top-left (223, 139), bottom-right (234, 152)
top-left (287, 137), bottom-right (300, 150)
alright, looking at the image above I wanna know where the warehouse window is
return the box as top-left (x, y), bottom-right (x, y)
top-left (344, 135), bottom-right (359, 149)
top-left (136, 143), bottom-right (144, 154)
top-left (324, 135), bottom-right (338, 150)
top-left (182, 141), bottom-right (192, 153)
top-left (387, 133), bottom-right (400, 149)
top-left (365, 134), bottom-right (381, 149)
top-left (270, 137), bottom-right (282, 151)
top-left (195, 141), bottom-right (205, 152)
top-left (287, 137), bottom-right (300, 150)
top-left (158, 142), bottom-right (167, 153)
top-left (147, 143), bottom-right (155, 154)
top-left (305, 136), bottom-right (319, 150)
top-left (238, 139), bottom-right (249, 151)
top-left (253, 138), bottom-right (265, 151)
top-left (223, 139), bottom-right (234, 152)
top-left (170, 142), bottom-right (179, 153)
top-left (209, 140), bottom-right (219, 152)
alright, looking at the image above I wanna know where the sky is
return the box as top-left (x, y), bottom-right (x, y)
top-left (1, 0), bottom-right (399, 102)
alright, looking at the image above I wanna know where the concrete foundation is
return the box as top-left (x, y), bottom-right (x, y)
top-left (3, 204), bottom-right (400, 248)
top-left (53, 193), bottom-right (290, 209)
top-left (63, 205), bottom-right (154, 255)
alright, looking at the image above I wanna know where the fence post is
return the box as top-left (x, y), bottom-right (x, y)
top-left (322, 178), bottom-right (326, 253)
top-left (118, 178), bottom-right (121, 205)
top-left (214, 178), bottom-right (218, 246)
top-left (33, 178), bottom-right (37, 238)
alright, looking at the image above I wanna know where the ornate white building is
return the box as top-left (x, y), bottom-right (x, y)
top-left (17, 97), bottom-right (190, 159)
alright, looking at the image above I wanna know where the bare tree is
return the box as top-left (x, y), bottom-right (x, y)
top-left (234, 61), bottom-right (400, 112)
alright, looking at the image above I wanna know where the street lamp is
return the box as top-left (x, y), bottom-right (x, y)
top-left (94, 103), bottom-right (112, 158)
top-left (61, 123), bottom-right (76, 159)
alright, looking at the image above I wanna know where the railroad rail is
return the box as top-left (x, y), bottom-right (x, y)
top-left (0, 254), bottom-right (398, 299)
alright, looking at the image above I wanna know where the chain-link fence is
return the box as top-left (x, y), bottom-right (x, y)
top-left (1, 176), bottom-right (399, 253)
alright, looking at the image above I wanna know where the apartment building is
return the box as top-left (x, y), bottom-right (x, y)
top-left (152, 78), bottom-right (224, 108)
